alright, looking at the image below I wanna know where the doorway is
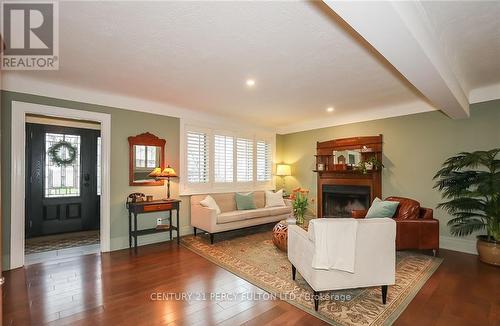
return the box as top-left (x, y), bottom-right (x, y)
top-left (10, 101), bottom-right (111, 269)
top-left (24, 117), bottom-right (101, 264)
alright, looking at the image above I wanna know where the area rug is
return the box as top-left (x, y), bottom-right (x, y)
top-left (181, 226), bottom-right (442, 326)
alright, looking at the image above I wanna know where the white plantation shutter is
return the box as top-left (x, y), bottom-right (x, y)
top-left (187, 131), bottom-right (209, 183)
top-left (256, 140), bottom-right (272, 181)
top-left (214, 134), bottom-right (234, 183)
top-left (237, 138), bottom-right (253, 182)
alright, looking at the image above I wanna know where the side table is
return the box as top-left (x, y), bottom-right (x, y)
top-left (272, 218), bottom-right (311, 252)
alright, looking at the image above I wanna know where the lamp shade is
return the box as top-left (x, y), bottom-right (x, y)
top-left (148, 167), bottom-right (162, 178)
top-left (276, 164), bottom-right (291, 176)
top-left (160, 165), bottom-right (177, 177)
top-left (148, 166), bottom-right (177, 179)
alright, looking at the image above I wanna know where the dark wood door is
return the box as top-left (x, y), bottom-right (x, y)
top-left (26, 123), bottom-right (101, 238)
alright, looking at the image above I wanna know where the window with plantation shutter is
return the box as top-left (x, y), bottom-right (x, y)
top-left (256, 140), bottom-right (272, 181)
top-left (214, 134), bottom-right (233, 183)
top-left (236, 138), bottom-right (253, 182)
top-left (187, 131), bottom-right (209, 183)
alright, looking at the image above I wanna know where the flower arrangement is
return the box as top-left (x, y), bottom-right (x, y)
top-left (290, 188), bottom-right (310, 224)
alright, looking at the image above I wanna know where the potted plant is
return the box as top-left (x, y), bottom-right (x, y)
top-left (356, 156), bottom-right (384, 174)
top-left (433, 149), bottom-right (500, 266)
top-left (290, 188), bottom-right (310, 225)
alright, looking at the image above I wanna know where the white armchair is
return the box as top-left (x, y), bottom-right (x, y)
top-left (288, 218), bottom-right (396, 311)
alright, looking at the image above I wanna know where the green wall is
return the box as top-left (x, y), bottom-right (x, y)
top-left (1, 90), bottom-right (190, 270)
top-left (276, 100), bottom-right (500, 240)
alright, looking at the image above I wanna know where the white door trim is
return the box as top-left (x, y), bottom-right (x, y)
top-left (10, 101), bottom-right (111, 269)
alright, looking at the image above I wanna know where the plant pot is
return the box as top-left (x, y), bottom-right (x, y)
top-left (295, 213), bottom-right (305, 225)
top-left (477, 235), bottom-right (500, 266)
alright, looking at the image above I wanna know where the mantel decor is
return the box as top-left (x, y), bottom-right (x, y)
top-left (48, 141), bottom-right (77, 166)
top-left (315, 135), bottom-right (383, 218)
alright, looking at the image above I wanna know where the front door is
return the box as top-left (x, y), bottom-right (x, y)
top-left (26, 123), bottom-right (100, 238)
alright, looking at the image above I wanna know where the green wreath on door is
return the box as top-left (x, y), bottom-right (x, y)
top-left (48, 141), bottom-right (77, 166)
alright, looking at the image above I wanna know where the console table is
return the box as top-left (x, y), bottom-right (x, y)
top-left (127, 199), bottom-right (181, 249)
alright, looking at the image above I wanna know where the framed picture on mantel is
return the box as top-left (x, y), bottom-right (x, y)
top-left (333, 150), bottom-right (361, 166)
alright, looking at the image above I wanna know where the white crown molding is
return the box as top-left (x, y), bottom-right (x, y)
top-left (440, 236), bottom-right (478, 255)
top-left (1, 74), bottom-right (274, 133)
top-left (469, 83), bottom-right (500, 104)
top-left (277, 100), bottom-right (435, 135)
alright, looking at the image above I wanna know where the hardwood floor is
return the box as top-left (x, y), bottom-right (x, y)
top-left (2, 241), bottom-right (499, 325)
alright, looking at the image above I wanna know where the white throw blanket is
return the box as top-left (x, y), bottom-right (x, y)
top-left (308, 218), bottom-right (358, 273)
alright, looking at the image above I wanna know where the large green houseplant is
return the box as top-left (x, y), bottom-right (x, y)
top-left (433, 149), bottom-right (500, 266)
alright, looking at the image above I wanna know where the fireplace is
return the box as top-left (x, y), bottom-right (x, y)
top-left (322, 185), bottom-right (370, 218)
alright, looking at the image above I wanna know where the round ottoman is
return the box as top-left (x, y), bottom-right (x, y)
top-left (272, 220), bottom-right (289, 251)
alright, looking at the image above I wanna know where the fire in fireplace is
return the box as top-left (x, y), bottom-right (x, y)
top-left (322, 185), bottom-right (370, 218)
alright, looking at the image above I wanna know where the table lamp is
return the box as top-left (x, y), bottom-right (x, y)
top-left (148, 165), bottom-right (178, 199)
top-left (276, 164), bottom-right (291, 195)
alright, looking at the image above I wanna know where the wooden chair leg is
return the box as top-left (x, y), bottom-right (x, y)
top-left (313, 291), bottom-right (319, 311)
top-left (381, 285), bottom-right (388, 304)
top-left (291, 264), bottom-right (296, 280)
top-left (193, 227), bottom-right (197, 236)
top-left (210, 233), bottom-right (214, 244)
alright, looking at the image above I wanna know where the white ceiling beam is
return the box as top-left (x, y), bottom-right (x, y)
top-left (324, 1), bottom-right (470, 118)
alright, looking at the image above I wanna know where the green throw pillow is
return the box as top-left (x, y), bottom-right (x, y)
top-left (235, 192), bottom-right (256, 210)
top-left (366, 197), bottom-right (399, 218)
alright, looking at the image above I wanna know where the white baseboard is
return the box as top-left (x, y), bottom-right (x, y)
top-left (440, 236), bottom-right (478, 255)
top-left (181, 226), bottom-right (194, 235)
top-left (110, 226), bottom-right (194, 251)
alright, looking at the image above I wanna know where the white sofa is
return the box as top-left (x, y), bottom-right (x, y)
top-left (288, 218), bottom-right (396, 311)
top-left (191, 191), bottom-right (292, 243)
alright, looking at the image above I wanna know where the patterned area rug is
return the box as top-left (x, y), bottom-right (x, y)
top-left (25, 231), bottom-right (100, 254)
top-left (181, 226), bottom-right (442, 326)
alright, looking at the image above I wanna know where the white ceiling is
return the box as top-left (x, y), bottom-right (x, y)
top-left (420, 1), bottom-right (500, 94)
top-left (3, 1), bottom-right (499, 133)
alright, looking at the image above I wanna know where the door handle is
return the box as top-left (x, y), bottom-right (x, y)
top-left (84, 173), bottom-right (90, 187)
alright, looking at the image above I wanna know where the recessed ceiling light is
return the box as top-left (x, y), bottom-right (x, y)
top-left (326, 107), bottom-right (335, 112)
top-left (246, 79), bottom-right (256, 87)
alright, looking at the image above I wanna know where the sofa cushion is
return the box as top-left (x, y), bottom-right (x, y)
top-left (217, 206), bottom-right (292, 224)
top-left (265, 206), bottom-right (292, 216)
top-left (265, 190), bottom-right (286, 208)
top-left (235, 192), bottom-right (257, 210)
top-left (191, 191), bottom-right (267, 213)
top-left (254, 191), bottom-right (265, 208)
top-left (199, 195), bottom-right (221, 214)
top-left (218, 208), bottom-right (268, 224)
top-left (385, 196), bottom-right (420, 219)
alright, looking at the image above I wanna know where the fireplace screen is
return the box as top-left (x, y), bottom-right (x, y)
top-left (322, 185), bottom-right (370, 218)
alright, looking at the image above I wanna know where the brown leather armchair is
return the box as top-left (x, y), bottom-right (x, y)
top-left (351, 196), bottom-right (439, 256)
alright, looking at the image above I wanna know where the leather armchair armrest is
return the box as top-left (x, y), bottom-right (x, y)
top-left (351, 209), bottom-right (368, 219)
top-left (420, 207), bottom-right (434, 219)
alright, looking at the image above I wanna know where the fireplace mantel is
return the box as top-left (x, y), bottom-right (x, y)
top-left (315, 135), bottom-right (383, 218)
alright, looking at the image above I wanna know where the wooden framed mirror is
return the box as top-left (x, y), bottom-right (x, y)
top-left (128, 132), bottom-right (166, 186)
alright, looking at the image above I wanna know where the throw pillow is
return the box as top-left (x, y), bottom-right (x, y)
top-left (199, 195), bottom-right (221, 215)
top-left (365, 197), bottom-right (399, 218)
top-left (235, 192), bottom-right (256, 210)
top-left (265, 189), bottom-right (286, 208)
